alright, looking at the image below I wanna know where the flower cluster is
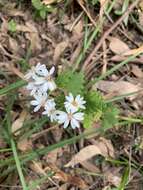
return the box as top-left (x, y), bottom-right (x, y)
top-left (25, 63), bottom-right (86, 129)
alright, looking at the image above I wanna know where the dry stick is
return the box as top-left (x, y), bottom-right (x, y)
top-left (82, 0), bottom-right (141, 70)
top-left (76, 0), bottom-right (96, 26)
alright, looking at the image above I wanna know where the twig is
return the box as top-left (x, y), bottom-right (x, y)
top-left (82, 0), bottom-right (141, 70)
top-left (102, 40), bottom-right (108, 74)
top-left (76, 0), bottom-right (96, 26)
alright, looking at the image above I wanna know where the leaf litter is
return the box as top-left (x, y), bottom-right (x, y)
top-left (0, 0), bottom-right (143, 189)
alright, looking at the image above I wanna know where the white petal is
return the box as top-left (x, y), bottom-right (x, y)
top-left (42, 110), bottom-right (48, 115)
top-left (49, 66), bottom-right (55, 75)
top-left (57, 111), bottom-right (68, 123)
top-left (71, 118), bottom-right (80, 129)
top-left (30, 100), bottom-right (38, 106)
top-left (34, 105), bottom-right (41, 112)
top-left (63, 119), bottom-right (70, 128)
top-left (75, 95), bottom-right (81, 102)
top-left (65, 93), bottom-right (74, 102)
top-left (42, 68), bottom-right (49, 77)
top-left (73, 112), bottom-right (84, 121)
top-left (79, 104), bottom-right (86, 109)
top-left (47, 81), bottom-right (56, 91)
top-left (41, 83), bottom-right (49, 92)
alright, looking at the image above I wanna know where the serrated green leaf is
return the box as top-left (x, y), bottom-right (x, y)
top-left (83, 91), bottom-right (104, 128)
top-left (85, 91), bottom-right (105, 114)
top-left (102, 104), bottom-right (119, 130)
top-left (83, 113), bottom-right (93, 128)
top-left (56, 71), bottom-right (85, 95)
top-left (83, 111), bottom-right (102, 128)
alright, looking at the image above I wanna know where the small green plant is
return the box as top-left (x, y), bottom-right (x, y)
top-left (23, 63), bottom-right (119, 130)
top-left (32, 0), bottom-right (54, 19)
top-left (8, 19), bottom-right (17, 33)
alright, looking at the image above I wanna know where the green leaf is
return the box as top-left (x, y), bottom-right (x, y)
top-left (85, 91), bottom-right (105, 114)
top-left (8, 19), bottom-right (17, 33)
top-left (83, 113), bottom-right (93, 128)
top-left (102, 104), bottom-right (119, 130)
top-left (56, 71), bottom-right (85, 95)
top-left (32, 0), bottom-right (43, 10)
top-left (83, 91), bottom-right (104, 128)
top-left (40, 9), bottom-right (46, 19)
top-left (83, 110), bottom-right (103, 128)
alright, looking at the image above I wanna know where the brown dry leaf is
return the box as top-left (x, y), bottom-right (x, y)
top-left (131, 65), bottom-right (143, 78)
top-left (65, 137), bottom-right (114, 167)
top-left (30, 161), bottom-right (46, 175)
top-left (107, 173), bottom-right (121, 187)
top-left (25, 21), bottom-right (41, 52)
top-left (17, 138), bottom-right (32, 152)
top-left (139, 12), bottom-right (143, 26)
top-left (12, 110), bottom-right (28, 135)
top-left (95, 80), bottom-right (142, 100)
top-left (45, 149), bottom-right (59, 164)
top-left (16, 22), bottom-right (41, 52)
top-left (9, 37), bottom-right (19, 54)
top-left (59, 184), bottom-right (68, 190)
top-left (123, 45), bottom-right (143, 56)
top-left (55, 170), bottom-right (88, 189)
top-left (97, 137), bottom-right (115, 158)
top-left (16, 24), bottom-right (31, 32)
top-left (104, 167), bottom-right (121, 187)
top-left (47, 164), bottom-right (88, 189)
top-left (53, 40), bottom-right (69, 63)
top-left (73, 20), bottom-right (83, 36)
top-left (80, 160), bottom-right (100, 173)
top-left (109, 37), bottom-right (130, 55)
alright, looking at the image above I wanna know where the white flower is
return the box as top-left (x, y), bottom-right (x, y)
top-left (42, 99), bottom-right (57, 122)
top-left (34, 66), bottom-right (57, 92)
top-left (64, 93), bottom-right (86, 112)
top-left (25, 63), bottom-right (47, 80)
top-left (57, 110), bottom-right (84, 129)
top-left (30, 91), bottom-right (48, 112)
top-left (26, 82), bottom-right (42, 96)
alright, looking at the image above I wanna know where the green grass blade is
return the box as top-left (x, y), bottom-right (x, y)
top-left (0, 80), bottom-right (26, 96)
top-left (118, 167), bottom-right (130, 190)
top-left (89, 53), bottom-right (141, 86)
top-left (5, 93), bottom-right (28, 190)
top-left (11, 138), bottom-right (29, 190)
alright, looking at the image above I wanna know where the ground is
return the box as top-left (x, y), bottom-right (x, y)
top-left (0, 0), bottom-right (143, 189)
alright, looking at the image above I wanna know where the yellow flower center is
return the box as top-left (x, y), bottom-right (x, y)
top-left (72, 100), bottom-right (78, 107)
top-left (68, 113), bottom-right (73, 120)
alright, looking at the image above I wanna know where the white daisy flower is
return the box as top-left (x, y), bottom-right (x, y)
top-left (25, 63), bottom-right (47, 80)
top-left (34, 66), bottom-right (57, 92)
top-left (30, 91), bottom-right (48, 112)
top-left (57, 110), bottom-right (84, 129)
top-left (26, 82), bottom-right (42, 96)
top-left (64, 93), bottom-right (86, 112)
top-left (42, 99), bottom-right (57, 122)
